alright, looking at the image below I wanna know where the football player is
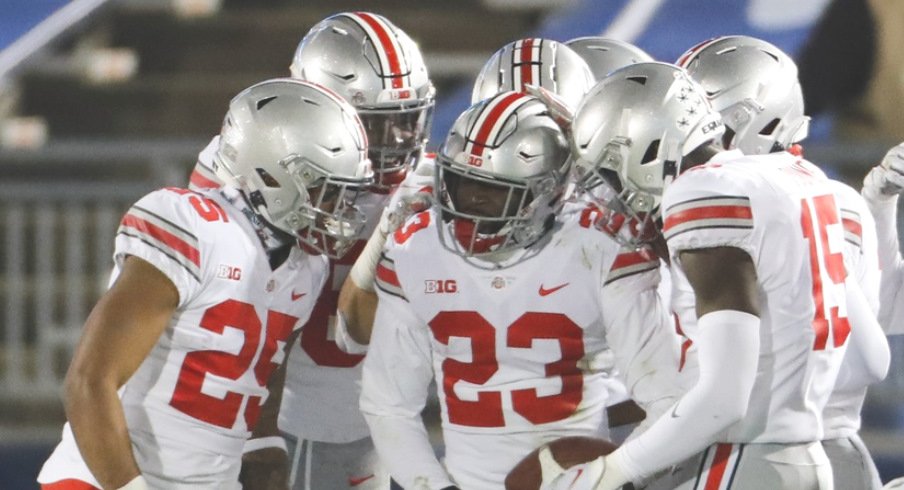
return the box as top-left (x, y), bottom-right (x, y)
top-left (567, 62), bottom-right (884, 489)
top-left (677, 35), bottom-right (890, 490)
top-left (360, 92), bottom-right (681, 489)
top-left (36, 79), bottom-right (372, 490)
top-left (188, 12), bottom-right (436, 489)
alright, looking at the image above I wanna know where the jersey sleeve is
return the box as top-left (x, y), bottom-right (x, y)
top-left (662, 166), bottom-right (756, 257)
top-left (113, 188), bottom-right (205, 307)
top-left (600, 256), bottom-right (682, 430)
top-left (360, 263), bottom-right (456, 489)
top-left (188, 136), bottom-right (223, 191)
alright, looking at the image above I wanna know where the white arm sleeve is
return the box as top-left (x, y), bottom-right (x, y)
top-left (359, 293), bottom-right (456, 489)
top-left (862, 170), bottom-right (904, 335)
top-left (612, 310), bottom-right (760, 482)
top-left (834, 279), bottom-right (891, 391)
top-left (602, 269), bottom-right (682, 432)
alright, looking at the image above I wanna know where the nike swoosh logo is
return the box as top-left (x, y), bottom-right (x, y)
top-left (348, 474), bottom-right (375, 486)
top-left (570, 468), bottom-right (584, 488)
top-left (291, 290), bottom-right (306, 301)
top-left (539, 282), bottom-right (569, 296)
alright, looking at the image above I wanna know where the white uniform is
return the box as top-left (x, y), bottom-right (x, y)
top-left (192, 138), bottom-right (435, 489)
top-left (663, 169), bottom-right (887, 489)
top-left (360, 207), bottom-right (679, 489)
top-left (38, 187), bottom-right (327, 489)
top-left (648, 150), bottom-right (858, 489)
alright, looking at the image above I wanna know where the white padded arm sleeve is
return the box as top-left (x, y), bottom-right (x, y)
top-left (609, 310), bottom-right (760, 483)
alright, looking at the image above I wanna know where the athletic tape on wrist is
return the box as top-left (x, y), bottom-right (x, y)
top-left (243, 435), bottom-right (288, 454)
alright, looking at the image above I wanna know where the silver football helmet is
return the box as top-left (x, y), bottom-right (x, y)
top-left (290, 12), bottom-right (434, 190)
top-left (565, 37), bottom-right (654, 81)
top-left (471, 38), bottom-right (594, 112)
top-left (677, 35), bottom-right (809, 155)
top-left (571, 62), bottom-right (723, 241)
top-left (213, 78), bottom-right (373, 259)
top-left (436, 91), bottom-right (570, 261)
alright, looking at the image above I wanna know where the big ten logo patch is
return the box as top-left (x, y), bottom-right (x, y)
top-left (425, 279), bottom-right (457, 294)
top-left (217, 264), bottom-right (242, 281)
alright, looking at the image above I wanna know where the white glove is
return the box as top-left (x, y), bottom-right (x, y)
top-left (864, 142), bottom-right (904, 200)
top-left (537, 446), bottom-right (605, 490)
top-left (383, 193), bottom-right (432, 235)
top-left (884, 477), bottom-right (904, 489)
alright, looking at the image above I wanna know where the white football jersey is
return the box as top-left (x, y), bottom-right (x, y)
top-left (38, 187), bottom-right (327, 488)
top-left (279, 158), bottom-right (436, 443)
top-left (662, 150), bottom-right (853, 443)
top-left (361, 206), bottom-right (678, 489)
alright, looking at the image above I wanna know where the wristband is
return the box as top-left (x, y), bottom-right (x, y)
top-left (117, 475), bottom-right (148, 490)
top-left (243, 436), bottom-right (287, 454)
top-left (349, 223), bottom-right (389, 291)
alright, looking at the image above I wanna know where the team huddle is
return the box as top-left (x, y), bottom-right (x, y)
top-left (33, 10), bottom-right (904, 490)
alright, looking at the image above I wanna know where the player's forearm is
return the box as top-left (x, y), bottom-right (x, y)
top-left (64, 374), bottom-right (141, 489)
top-left (337, 278), bottom-right (378, 345)
top-left (609, 311), bottom-right (760, 485)
top-left (362, 411), bottom-right (456, 489)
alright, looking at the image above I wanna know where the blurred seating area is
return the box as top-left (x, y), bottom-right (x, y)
top-left (1, 0), bottom-right (902, 488)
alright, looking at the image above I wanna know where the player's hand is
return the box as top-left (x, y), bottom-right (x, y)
top-left (239, 447), bottom-right (289, 490)
top-left (383, 193), bottom-right (432, 235)
top-left (534, 445), bottom-right (605, 490)
top-left (866, 142), bottom-right (904, 199)
top-left (884, 476), bottom-right (904, 489)
top-left (879, 142), bottom-right (904, 194)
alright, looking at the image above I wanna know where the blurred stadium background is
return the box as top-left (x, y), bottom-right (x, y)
top-left (1, 0), bottom-right (902, 488)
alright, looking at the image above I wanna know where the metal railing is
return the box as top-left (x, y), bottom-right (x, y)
top-left (0, 139), bottom-right (202, 401)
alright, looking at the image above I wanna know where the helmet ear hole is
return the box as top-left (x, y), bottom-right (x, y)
top-left (256, 168), bottom-right (281, 187)
top-left (641, 140), bottom-right (660, 164)
top-left (759, 118), bottom-right (781, 136)
top-left (722, 126), bottom-right (736, 149)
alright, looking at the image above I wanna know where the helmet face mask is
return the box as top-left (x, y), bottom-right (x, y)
top-left (358, 102), bottom-right (434, 189)
top-left (214, 78), bottom-right (373, 259)
top-left (435, 92), bottom-right (569, 262)
top-left (291, 12), bottom-right (435, 190)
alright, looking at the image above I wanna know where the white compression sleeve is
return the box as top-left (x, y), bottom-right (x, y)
top-left (348, 211), bottom-right (390, 291)
top-left (612, 310), bottom-right (760, 482)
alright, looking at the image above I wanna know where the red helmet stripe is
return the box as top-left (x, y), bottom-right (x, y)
top-left (519, 38), bottom-right (535, 90)
top-left (350, 12), bottom-right (407, 89)
top-left (465, 92), bottom-right (530, 158)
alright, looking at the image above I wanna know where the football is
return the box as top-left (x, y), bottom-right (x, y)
top-left (505, 436), bottom-right (618, 490)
